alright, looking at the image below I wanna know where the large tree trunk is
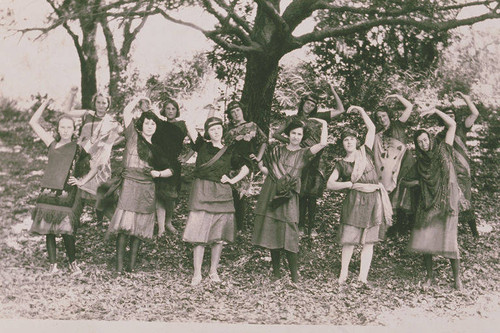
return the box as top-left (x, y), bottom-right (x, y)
top-left (79, 36), bottom-right (98, 109)
top-left (240, 54), bottom-right (280, 133)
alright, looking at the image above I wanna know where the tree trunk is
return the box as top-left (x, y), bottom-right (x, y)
top-left (240, 54), bottom-right (280, 133)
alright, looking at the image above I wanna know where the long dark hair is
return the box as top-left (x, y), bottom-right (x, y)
top-left (135, 111), bottom-right (160, 164)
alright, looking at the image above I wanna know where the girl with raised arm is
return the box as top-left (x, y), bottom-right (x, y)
top-left (273, 85), bottom-right (344, 236)
top-left (63, 87), bottom-right (122, 221)
top-left (106, 105), bottom-right (174, 273)
top-left (410, 108), bottom-right (462, 289)
top-left (253, 117), bottom-right (328, 283)
top-left (327, 106), bottom-right (392, 285)
top-left (223, 100), bottom-right (268, 231)
top-left (436, 92), bottom-right (479, 237)
top-left (182, 110), bottom-right (250, 286)
top-left (29, 99), bottom-right (88, 274)
top-left (372, 94), bottom-right (418, 235)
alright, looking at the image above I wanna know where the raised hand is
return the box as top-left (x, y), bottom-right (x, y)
top-left (220, 174), bottom-right (231, 184)
top-left (346, 105), bottom-right (364, 114)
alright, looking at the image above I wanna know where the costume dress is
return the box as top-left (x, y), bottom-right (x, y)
top-left (76, 112), bottom-right (122, 200)
top-left (182, 135), bottom-right (248, 244)
top-left (252, 145), bottom-right (314, 253)
top-left (409, 139), bottom-right (460, 259)
top-left (30, 141), bottom-right (85, 235)
top-left (335, 146), bottom-right (385, 244)
top-left (107, 123), bottom-right (157, 240)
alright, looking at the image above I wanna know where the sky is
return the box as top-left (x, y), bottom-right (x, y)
top-left (0, 1), bottom-right (498, 110)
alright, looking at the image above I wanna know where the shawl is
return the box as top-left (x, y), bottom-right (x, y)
top-left (414, 130), bottom-right (458, 216)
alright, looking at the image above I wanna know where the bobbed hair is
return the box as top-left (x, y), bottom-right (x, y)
top-left (284, 119), bottom-right (307, 137)
top-left (161, 98), bottom-right (180, 118)
top-left (297, 93), bottom-right (319, 117)
top-left (54, 115), bottom-right (76, 142)
top-left (135, 110), bottom-right (160, 133)
top-left (91, 92), bottom-right (111, 112)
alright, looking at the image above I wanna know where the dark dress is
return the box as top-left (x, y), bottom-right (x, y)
top-left (279, 111), bottom-right (331, 197)
top-left (409, 141), bottom-right (460, 259)
top-left (182, 135), bottom-right (249, 244)
top-left (252, 145), bottom-right (314, 253)
top-left (30, 141), bottom-right (84, 236)
top-left (335, 146), bottom-right (383, 244)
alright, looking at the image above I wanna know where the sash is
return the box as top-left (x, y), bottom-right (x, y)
top-left (196, 145), bottom-right (228, 173)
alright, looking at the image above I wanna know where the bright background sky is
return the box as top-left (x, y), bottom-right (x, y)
top-left (0, 1), bottom-right (498, 110)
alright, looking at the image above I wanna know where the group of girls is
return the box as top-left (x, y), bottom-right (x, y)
top-left (29, 87), bottom-right (479, 290)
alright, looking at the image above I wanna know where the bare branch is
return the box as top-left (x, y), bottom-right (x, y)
top-left (294, 10), bottom-right (500, 48)
top-left (213, 0), bottom-right (252, 33)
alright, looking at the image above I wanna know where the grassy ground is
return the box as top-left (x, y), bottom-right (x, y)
top-left (0, 111), bottom-right (499, 326)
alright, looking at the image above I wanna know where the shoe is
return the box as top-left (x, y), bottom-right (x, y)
top-left (48, 263), bottom-right (59, 275)
top-left (191, 275), bottom-right (202, 286)
top-left (69, 261), bottom-right (82, 275)
top-left (208, 272), bottom-right (221, 283)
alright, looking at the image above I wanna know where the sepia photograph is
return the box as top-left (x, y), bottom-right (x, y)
top-left (0, 1), bottom-right (499, 332)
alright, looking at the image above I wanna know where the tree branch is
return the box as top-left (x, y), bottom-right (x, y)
top-left (294, 10), bottom-right (500, 47)
top-left (254, 0), bottom-right (289, 32)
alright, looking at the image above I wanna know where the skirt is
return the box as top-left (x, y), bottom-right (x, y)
top-left (183, 178), bottom-right (236, 245)
top-left (107, 209), bottom-right (156, 240)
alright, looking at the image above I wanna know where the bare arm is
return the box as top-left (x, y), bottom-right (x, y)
top-left (29, 100), bottom-right (55, 147)
top-left (123, 99), bottom-right (135, 128)
top-left (347, 106), bottom-right (376, 149)
top-left (309, 118), bottom-right (328, 154)
top-left (151, 168), bottom-right (174, 179)
top-left (257, 160), bottom-right (269, 176)
top-left (421, 108), bottom-right (456, 146)
top-left (329, 84), bottom-right (345, 118)
top-left (253, 143), bottom-right (267, 162)
top-left (327, 168), bottom-right (353, 191)
top-left (62, 87), bottom-right (90, 118)
top-left (386, 94), bottom-right (414, 123)
top-left (457, 92), bottom-right (479, 128)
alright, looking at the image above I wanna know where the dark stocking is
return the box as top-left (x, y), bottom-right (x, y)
top-left (129, 236), bottom-right (142, 272)
top-left (306, 197), bottom-right (317, 235)
top-left (61, 235), bottom-right (76, 263)
top-left (298, 197), bottom-right (307, 230)
top-left (423, 254), bottom-right (433, 282)
top-left (95, 209), bottom-right (104, 222)
top-left (463, 210), bottom-right (479, 238)
top-left (285, 251), bottom-right (299, 283)
top-left (233, 190), bottom-right (247, 231)
top-left (270, 249), bottom-right (281, 278)
top-left (46, 234), bottom-right (57, 264)
top-left (116, 233), bottom-right (127, 273)
top-left (450, 259), bottom-right (462, 289)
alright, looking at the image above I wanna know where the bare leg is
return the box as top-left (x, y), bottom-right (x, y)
top-left (209, 243), bottom-right (223, 277)
top-left (164, 199), bottom-right (177, 234)
top-left (129, 236), bottom-right (142, 272)
top-left (192, 245), bottom-right (205, 285)
top-left (339, 244), bottom-right (355, 284)
top-left (358, 243), bottom-right (374, 283)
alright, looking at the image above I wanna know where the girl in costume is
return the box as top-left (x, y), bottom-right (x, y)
top-left (29, 99), bottom-right (87, 274)
top-left (409, 108), bottom-right (462, 289)
top-left (372, 94), bottom-right (417, 236)
top-left (252, 117), bottom-right (328, 283)
top-left (273, 85), bottom-right (344, 236)
top-left (63, 87), bottom-right (122, 220)
top-left (327, 106), bottom-right (392, 285)
top-left (223, 100), bottom-right (268, 231)
top-left (183, 112), bottom-right (250, 286)
top-left (106, 107), bottom-right (174, 273)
